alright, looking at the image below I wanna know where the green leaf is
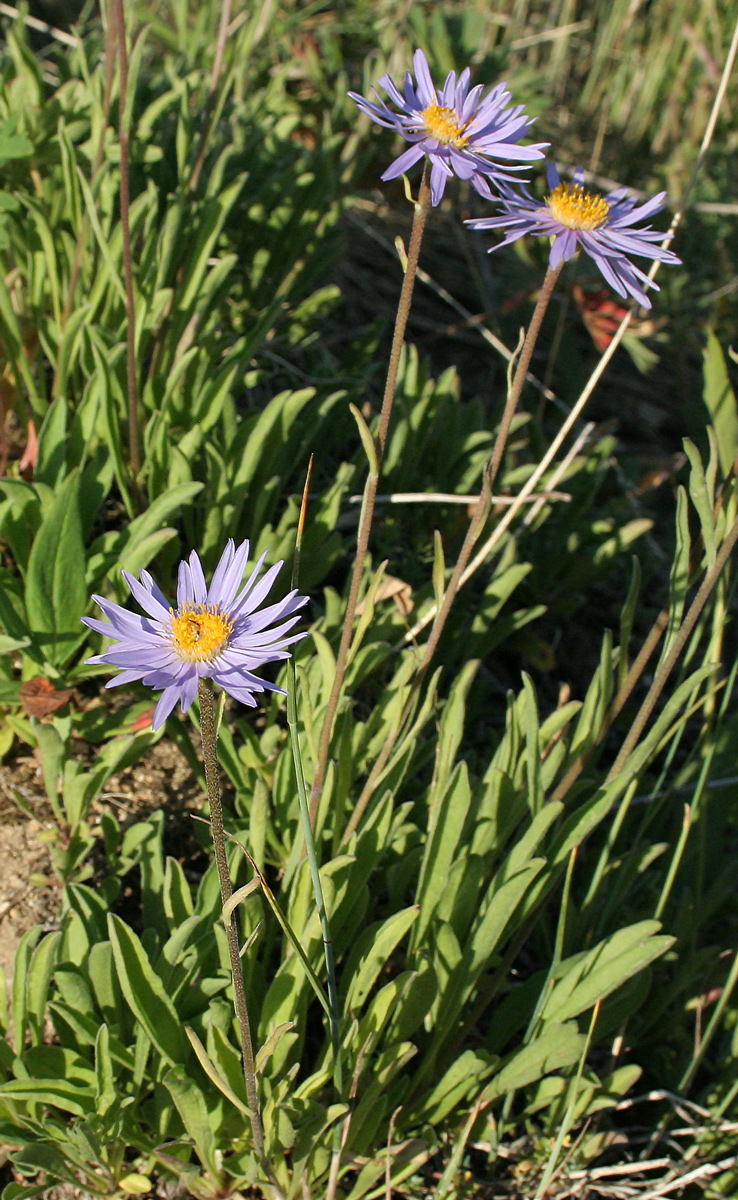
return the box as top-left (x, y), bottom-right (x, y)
top-left (413, 1048), bottom-right (496, 1123)
top-left (0, 120), bottom-right (33, 161)
top-left (0, 1078), bottom-right (94, 1117)
top-left (683, 439), bottom-right (716, 567)
top-left (107, 914), bottom-right (186, 1067)
top-left (349, 403), bottom-right (379, 477)
top-left (11, 926), bottom-right (42, 1051)
top-left (25, 932), bottom-right (61, 1045)
top-left (25, 470), bottom-right (88, 668)
top-left (5, 1144), bottom-right (81, 1190)
top-left (345, 907), bottom-right (419, 1012)
top-left (34, 397), bottom-right (68, 488)
top-left (542, 921), bottom-right (674, 1023)
top-left (185, 1027), bottom-right (250, 1118)
top-left (483, 1021), bottom-right (586, 1100)
top-left (94, 1024), bottom-right (116, 1115)
top-left (703, 328), bottom-right (738, 477)
top-left (163, 1067), bottom-right (219, 1178)
top-left (164, 856), bottom-right (195, 927)
top-left (414, 762), bottom-right (472, 947)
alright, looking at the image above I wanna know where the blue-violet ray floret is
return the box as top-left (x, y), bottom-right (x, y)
top-left (466, 162), bottom-right (681, 307)
top-left (83, 539), bottom-right (308, 730)
top-left (349, 48), bottom-right (548, 207)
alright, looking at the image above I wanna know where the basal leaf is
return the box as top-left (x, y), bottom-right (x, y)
top-left (107, 914), bottom-right (186, 1067)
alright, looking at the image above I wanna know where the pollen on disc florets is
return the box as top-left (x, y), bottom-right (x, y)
top-left (170, 605), bottom-right (233, 662)
top-left (546, 181), bottom-right (610, 231)
top-left (421, 103), bottom-right (470, 147)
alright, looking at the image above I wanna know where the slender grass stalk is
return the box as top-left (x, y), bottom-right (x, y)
top-left (533, 999), bottom-right (601, 1200)
top-left (189, 0), bottom-right (234, 193)
top-left (53, 9), bottom-right (115, 390)
top-left (112, 0), bottom-right (140, 483)
top-left (487, 263), bottom-right (564, 492)
top-left (679, 944), bottom-right (738, 1095)
top-left (309, 169), bottom-right (432, 828)
top-left (287, 461), bottom-right (344, 1198)
top-left (419, 262), bottom-right (563, 660)
top-left (606, 510), bottom-right (738, 782)
top-left (654, 803), bottom-right (691, 922)
top-left (197, 679), bottom-right (265, 1162)
top-left (341, 263), bottom-right (563, 845)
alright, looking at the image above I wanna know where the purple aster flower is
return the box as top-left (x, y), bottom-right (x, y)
top-left (348, 49), bottom-right (548, 207)
top-left (466, 162), bottom-right (681, 308)
top-left (83, 540), bottom-right (308, 731)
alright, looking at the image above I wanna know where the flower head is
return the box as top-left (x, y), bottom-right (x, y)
top-left (466, 163), bottom-right (681, 308)
top-left (83, 540), bottom-right (308, 730)
top-left (348, 49), bottom-right (547, 207)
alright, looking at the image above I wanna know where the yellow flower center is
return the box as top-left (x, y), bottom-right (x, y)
top-left (421, 103), bottom-right (469, 147)
top-left (170, 605), bottom-right (232, 661)
top-left (546, 182), bottom-right (610, 231)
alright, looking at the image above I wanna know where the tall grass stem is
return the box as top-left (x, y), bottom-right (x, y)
top-left (309, 170), bottom-right (432, 827)
top-left (607, 510), bottom-right (738, 781)
top-left (341, 263), bottom-right (563, 844)
top-left (288, 462), bottom-right (344, 1193)
top-left (112, 0), bottom-right (140, 483)
top-left (189, 0), bottom-right (234, 192)
top-left (197, 680), bottom-right (265, 1163)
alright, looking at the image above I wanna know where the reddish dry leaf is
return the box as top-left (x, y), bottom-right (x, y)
top-left (20, 676), bottom-right (74, 718)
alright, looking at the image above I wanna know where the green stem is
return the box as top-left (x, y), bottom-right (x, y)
top-left (416, 263), bottom-right (563, 672)
top-left (197, 680), bottom-right (265, 1160)
top-left (308, 170), bottom-right (432, 828)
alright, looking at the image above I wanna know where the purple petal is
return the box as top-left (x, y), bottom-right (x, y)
top-left (429, 159), bottom-right (450, 206)
top-left (412, 49), bottom-right (437, 107)
top-left (122, 571), bottom-right (172, 622)
top-left (381, 142), bottom-right (427, 181)
top-left (209, 539), bottom-right (253, 608)
top-left (153, 686), bottom-right (183, 730)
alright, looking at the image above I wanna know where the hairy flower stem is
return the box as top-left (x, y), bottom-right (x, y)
top-left (197, 680), bottom-right (265, 1161)
top-left (486, 263), bottom-right (563, 493)
top-left (309, 171), bottom-right (432, 827)
top-left (342, 265), bottom-right (562, 844)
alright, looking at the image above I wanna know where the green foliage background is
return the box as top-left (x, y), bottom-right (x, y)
top-left (0, 1), bottom-right (736, 1197)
